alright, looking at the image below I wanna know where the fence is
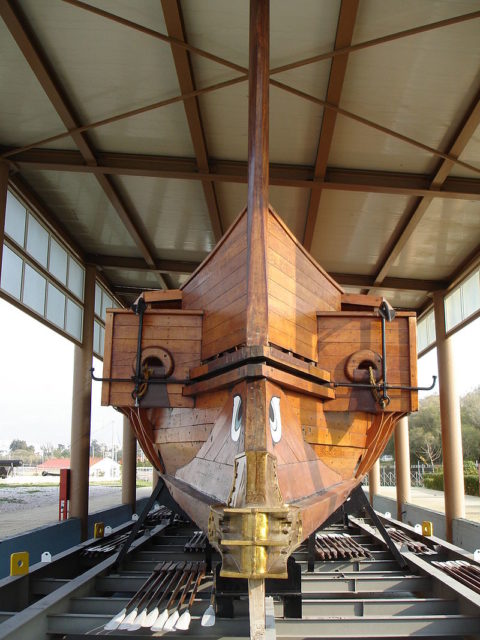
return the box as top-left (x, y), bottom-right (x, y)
top-left (363, 464), bottom-right (437, 487)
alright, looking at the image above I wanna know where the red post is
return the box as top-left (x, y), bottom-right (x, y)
top-left (59, 468), bottom-right (71, 520)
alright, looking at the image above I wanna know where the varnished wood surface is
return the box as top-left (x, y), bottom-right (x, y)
top-left (246, 0), bottom-right (269, 348)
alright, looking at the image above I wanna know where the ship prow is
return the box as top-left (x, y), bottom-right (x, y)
top-left (101, 200), bottom-right (418, 579)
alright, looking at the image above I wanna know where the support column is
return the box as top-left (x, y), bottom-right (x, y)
top-left (433, 291), bottom-right (465, 542)
top-left (122, 415), bottom-right (137, 512)
top-left (394, 416), bottom-right (411, 521)
top-left (69, 264), bottom-right (96, 539)
top-left (368, 459), bottom-right (380, 506)
top-left (0, 161), bottom-right (9, 277)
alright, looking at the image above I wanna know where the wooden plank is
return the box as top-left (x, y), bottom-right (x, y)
top-left (267, 240), bottom-right (340, 310)
top-left (341, 293), bottom-right (383, 308)
top-left (143, 289), bottom-right (182, 303)
top-left (409, 316), bottom-right (419, 412)
top-left (202, 327), bottom-right (247, 361)
top-left (262, 366), bottom-right (335, 400)
top-left (303, 424), bottom-right (367, 448)
top-left (183, 246), bottom-right (247, 306)
top-left (154, 424), bottom-right (212, 444)
top-left (267, 250), bottom-right (340, 311)
top-left (114, 312), bottom-right (203, 327)
top-left (112, 325), bottom-right (202, 341)
top-left (101, 311), bottom-right (114, 406)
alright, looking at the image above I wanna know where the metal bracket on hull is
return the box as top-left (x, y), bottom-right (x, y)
top-left (332, 301), bottom-right (436, 408)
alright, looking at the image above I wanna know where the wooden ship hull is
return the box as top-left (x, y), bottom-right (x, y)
top-left (99, 0), bottom-right (418, 595)
top-left (101, 203), bottom-right (418, 579)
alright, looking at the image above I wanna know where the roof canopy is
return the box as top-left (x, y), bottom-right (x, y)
top-left (1, 0), bottom-right (480, 314)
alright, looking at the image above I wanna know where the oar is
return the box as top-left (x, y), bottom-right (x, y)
top-left (137, 561), bottom-right (186, 629)
top-left (176, 563), bottom-right (207, 630)
top-left (103, 562), bottom-right (168, 630)
top-left (151, 562), bottom-right (191, 631)
top-left (163, 563), bottom-right (198, 631)
top-left (118, 562), bottom-right (172, 630)
top-left (125, 561), bottom-right (180, 630)
top-left (200, 567), bottom-right (216, 627)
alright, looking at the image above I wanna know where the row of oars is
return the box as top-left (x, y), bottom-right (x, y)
top-left (385, 527), bottom-right (435, 555)
top-left (432, 560), bottom-right (480, 595)
top-left (184, 530), bottom-right (208, 552)
top-left (315, 532), bottom-right (372, 560)
top-left (104, 560), bottom-right (214, 632)
top-left (81, 531), bottom-right (134, 558)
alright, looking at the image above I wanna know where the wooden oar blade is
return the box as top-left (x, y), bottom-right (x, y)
top-left (151, 608), bottom-right (169, 631)
top-left (126, 608), bottom-right (147, 630)
top-left (118, 607), bottom-right (138, 629)
top-left (163, 610), bottom-right (179, 631)
top-left (175, 610), bottom-right (191, 630)
top-left (142, 607), bottom-right (159, 628)
top-left (201, 604), bottom-right (216, 627)
top-left (103, 607), bottom-right (126, 630)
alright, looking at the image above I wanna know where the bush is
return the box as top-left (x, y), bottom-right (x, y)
top-left (463, 460), bottom-right (478, 475)
top-left (424, 473), bottom-right (444, 490)
top-left (424, 471), bottom-right (479, 496)
top-left (465, 474), bottom-right (480, 496)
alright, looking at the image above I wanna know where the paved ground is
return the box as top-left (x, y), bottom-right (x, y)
top-left (377, 485), bottom-right (480, 523)
top-left (0, 484), bottom-right (152, 539)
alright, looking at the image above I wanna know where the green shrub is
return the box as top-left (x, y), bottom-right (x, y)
top-left (463, 460), bottom-right (477, 475)
top-left (423, 473), bottom-right (444, 490)
top-left (464, 474), bottom-right (479, 496)
top-left (423, 472), bottom-right (479, 496)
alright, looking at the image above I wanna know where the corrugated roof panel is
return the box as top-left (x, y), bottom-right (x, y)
top-left (114, 175), bottom-right (216, 259)
top-left (19, 0), bottom-right (194, 156)
top-left (21, 170), bottom-right (138, 255)
top-left (330, 0), bottom-right (480, 173)
top-left (374, 288), bottom-right (427, 310)
top-left (0, 19), bottom-right (75, 150)
top-left (310, 190), bottom-right (412, 274)
top-left (389, 198), bottom-right (480, 280)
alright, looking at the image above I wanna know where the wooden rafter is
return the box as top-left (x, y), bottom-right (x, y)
top-left (161, 0), bottom-right (223, 241)
top-left (7, 149), bottom-right (480, 201)
top-left (372, 86), bottom-right (480, 289)
top-left (0, 0), bottom-right (167, 287)
top-left (303, 0), bottom-right (359, 250)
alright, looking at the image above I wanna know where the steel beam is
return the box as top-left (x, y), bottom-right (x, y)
top-left (303, 0), bottom-right (359, 250)
top-left (373, 87), bottom-right (480, 288)
top-left (0, 0), bottom-right (164, 286)
top-left (7, 148), bottom-right (480, 201)
top-left (161, 0), bottom-right (223, 241)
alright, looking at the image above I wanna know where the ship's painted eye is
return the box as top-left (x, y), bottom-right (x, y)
top-left (269, 396), bottom-right (282, 443)
top-left (231, 395), bottom-right (242, 441)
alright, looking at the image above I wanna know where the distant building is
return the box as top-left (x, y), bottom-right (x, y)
top-left (89, 457), bottom-right (121, 479)
top-left (37, 457), bottom-right (120, 479)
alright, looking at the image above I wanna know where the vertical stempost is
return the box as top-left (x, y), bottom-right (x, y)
top-left (246, 2), bottom-right (269, 636)
top-left (249, 578), bottom-right (266, 640)
top-left (246, 0), bottom-right (269, 347)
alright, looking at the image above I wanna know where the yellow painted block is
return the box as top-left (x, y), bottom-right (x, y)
top-left (10, 552), bottom-right (29, 576)
top-left (94, 522), bottom-right (105, 538)
top-left (422, 521), bottom-right (433, 536)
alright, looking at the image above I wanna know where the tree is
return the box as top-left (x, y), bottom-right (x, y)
top-left (420, 432), bottom-right (442, 467)
top-left (10, 439), bottom-right (29, 452)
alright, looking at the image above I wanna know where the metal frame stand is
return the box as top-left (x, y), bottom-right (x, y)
top-left (215, 557), bottom-right (302, 619)
top-left (307, 485), bottom-right (407, 570)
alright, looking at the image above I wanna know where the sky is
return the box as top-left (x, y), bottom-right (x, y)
top-left (0, 297), bottom-right (479, 453)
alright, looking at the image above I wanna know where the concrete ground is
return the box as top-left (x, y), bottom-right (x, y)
top-left (377, 485), bottom-right (480, 523)
top-left (0, 484), bottom-right (152, 539)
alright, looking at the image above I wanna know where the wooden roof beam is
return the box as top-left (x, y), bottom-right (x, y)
top-left (303, 0), bottom-right (358, 250)
top-left (0, 0), bottom-right (166, 288)
top-left (8, 149), bottom-right (480, 201)
top-left (161, 0), bottom-right (223, 241)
